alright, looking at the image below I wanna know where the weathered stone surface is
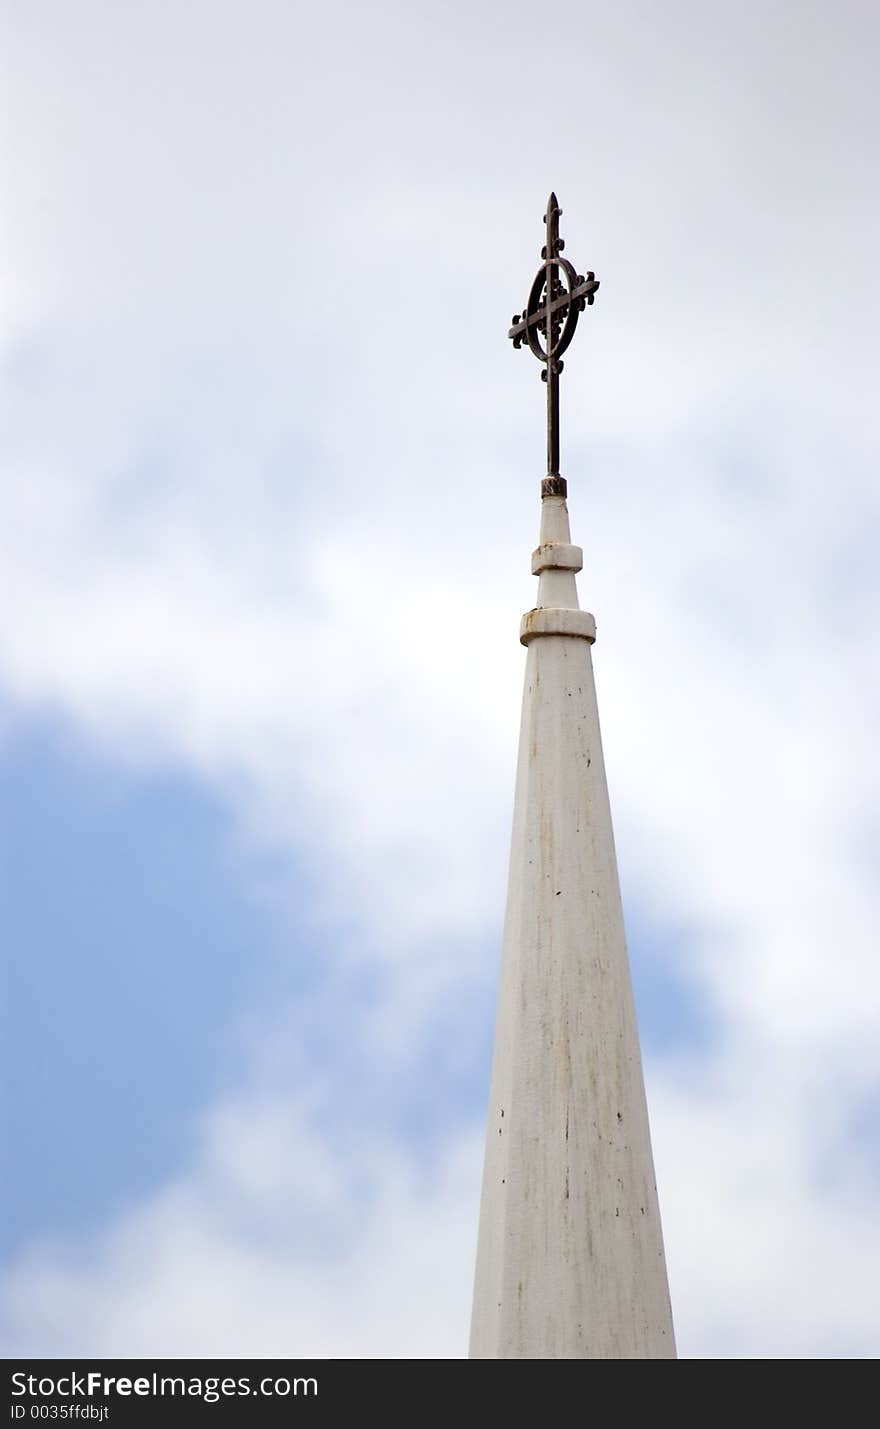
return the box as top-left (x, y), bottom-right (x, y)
top-left (469, 492), bottom-right (675, 1360)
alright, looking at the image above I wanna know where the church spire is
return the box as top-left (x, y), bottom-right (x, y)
top-left (469, 198), bottom-right (675, 1359)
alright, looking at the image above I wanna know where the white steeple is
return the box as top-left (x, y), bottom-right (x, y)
top-left (469, 477), bottom-right (676, 1359)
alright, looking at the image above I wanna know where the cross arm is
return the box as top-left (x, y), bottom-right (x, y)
top-left (508, 274), bottom-right (600, 346)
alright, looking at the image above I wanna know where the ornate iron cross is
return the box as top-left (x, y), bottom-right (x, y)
top-left (508, 192), bottom-right (599, 492)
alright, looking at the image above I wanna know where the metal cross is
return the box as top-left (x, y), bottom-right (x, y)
top-left (508, 192), bottom-right (599, 490)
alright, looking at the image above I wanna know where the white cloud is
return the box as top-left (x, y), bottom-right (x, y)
top-left (1, 1095), bottom-right (481, 1358)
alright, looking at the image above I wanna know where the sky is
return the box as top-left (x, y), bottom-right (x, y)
top-left (1, 0), bottom-right (878, 1358)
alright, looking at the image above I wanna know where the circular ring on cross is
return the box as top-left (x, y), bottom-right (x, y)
top-left (525, 255), bottom-right (583, 370)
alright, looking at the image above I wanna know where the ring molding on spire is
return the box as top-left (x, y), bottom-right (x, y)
top-left (531, 541), bottom-right (583, 575)
top-left (520, 608), bottom-right (597, 645)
